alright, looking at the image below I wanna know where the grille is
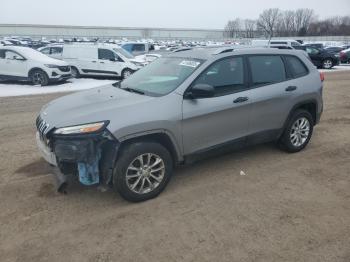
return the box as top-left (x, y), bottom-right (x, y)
top-left (36, 116), bottom-right (51, 140)
top-left (58, 66), bottom-right (70, 72)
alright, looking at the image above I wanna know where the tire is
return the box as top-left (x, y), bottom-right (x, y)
top-left (279, 109), bottom-right (314, 153)
top-left (121, 68), bottom-right (133, 79)
top-left (113, 142), bottom-right (173, 202)
top-left (71, 67), bottom-right (80, 78)
top-left (322, 59), bottom-right (333, 69)
top-left (30, 69), bottom-right (49, 86)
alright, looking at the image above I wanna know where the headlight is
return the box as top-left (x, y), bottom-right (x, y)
top-left (45, 64), bottom-right (60, 68)
top-left (131, 61), bottom-right (144, 67)
top-left (54, 121), bottom-right (108, 135)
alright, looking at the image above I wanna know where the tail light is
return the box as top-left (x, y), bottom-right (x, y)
top-left (340, 51), bottom-right (346, 59)
top-left (320, 72), bottom-right (325, 82)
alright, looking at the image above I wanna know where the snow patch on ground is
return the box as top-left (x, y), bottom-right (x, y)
top-left (319, 64), bottom-right (350, 73)
top-left (0, 78), bottom-right (116, 97)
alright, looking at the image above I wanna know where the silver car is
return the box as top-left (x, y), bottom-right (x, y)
top-left (36, 47), bottom-right (323, 202)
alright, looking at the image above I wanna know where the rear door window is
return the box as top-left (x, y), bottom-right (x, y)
top-left (248, 55), bottom-right (286, 86)
top-left (284, 55), bottom-right (308, 78)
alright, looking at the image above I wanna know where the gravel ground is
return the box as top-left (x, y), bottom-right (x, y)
top-left (0, 71), bottom-right (349, 262)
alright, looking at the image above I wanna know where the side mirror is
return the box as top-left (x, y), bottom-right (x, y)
top-left (186, 84), bottom-right (215, 99)
top-left (109, 58), bottom-right (116, 62)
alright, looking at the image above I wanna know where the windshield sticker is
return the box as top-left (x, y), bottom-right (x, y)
top-left (179, 60), bottom-right (200, 68)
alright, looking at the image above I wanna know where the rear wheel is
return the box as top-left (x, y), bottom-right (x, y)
top-left (30, 69), bottom-right (49, 86)
top-left (322, 59), bottom-right (333, 69)
top-left (113, 142), bottom-right (173, 202)
top-left (279, 110), bottom-right (314, 153)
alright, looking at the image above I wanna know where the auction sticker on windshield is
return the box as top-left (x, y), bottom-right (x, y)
top-left (179, 60), bottom-right (201, 68)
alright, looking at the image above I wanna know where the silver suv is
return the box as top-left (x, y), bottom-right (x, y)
top-left (36, 48), bottom-right (323, 202)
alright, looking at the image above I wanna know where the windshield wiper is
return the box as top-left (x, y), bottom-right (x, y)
top-left (112, 82), bottom-right (145, 95)
top-left (122, 87), bottom-right (145, 95)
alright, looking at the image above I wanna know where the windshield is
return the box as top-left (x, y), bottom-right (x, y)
top-left (114, 48), bottom-right (134, 59)
top-left (120, 57), bottom-right (204, 96)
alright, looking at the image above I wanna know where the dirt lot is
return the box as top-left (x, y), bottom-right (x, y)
top-left (0, 72), bottom-right (350, 262)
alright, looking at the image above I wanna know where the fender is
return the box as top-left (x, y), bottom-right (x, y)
top-left (278, 99), bottom-right (319, 138)
top-left (118, 129), bottom-right (184, 162)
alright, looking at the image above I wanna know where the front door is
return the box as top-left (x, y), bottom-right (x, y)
top-left (98, 48), bottom-right (123, 76)
top-left (182, 56), bottom-right (252, 155)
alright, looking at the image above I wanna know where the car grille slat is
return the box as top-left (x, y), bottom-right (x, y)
top-left (58, 66), bottom-right (70, 72)
top-left (36, 116), bottom-right (50, 140)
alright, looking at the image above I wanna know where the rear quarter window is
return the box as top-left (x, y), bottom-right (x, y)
top-left (284, 55), bottom-right (309, 78)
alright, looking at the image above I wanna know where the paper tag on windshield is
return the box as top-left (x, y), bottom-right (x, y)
top-left (179, 60), bottom-right (200, 68)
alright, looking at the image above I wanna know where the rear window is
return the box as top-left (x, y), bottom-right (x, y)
top-left (248, 55), bottom-right (286, 86)
top-left (284, 56), bottom-right (308, 78)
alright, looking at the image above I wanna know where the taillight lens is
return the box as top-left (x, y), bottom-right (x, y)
top-left (320, 72), bottom-right (325, 82)
top-left (340, 51), bottom-right (345, 58)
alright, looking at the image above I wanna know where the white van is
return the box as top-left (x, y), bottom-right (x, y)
top-left (251, 39), bottom-right (302, 48)
top-left (62, 44), bottom-right (143, 79)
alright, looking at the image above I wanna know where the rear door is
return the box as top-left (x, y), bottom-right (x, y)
top-left (63, 46), bottom-right (99, 74)
top-left (246, 55), bottom-right (296, 140)
top-left (182, 56), bottom-right (252, 154)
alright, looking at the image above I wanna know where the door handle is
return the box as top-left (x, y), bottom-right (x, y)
top-left (92, 61), bottom-right (97, 63)
top-left (100, 61), bottom-right (105, 64)
top-left (285, 86), bottom-right (297, 92)
top-left (233, 97), bottom-right (249, 103)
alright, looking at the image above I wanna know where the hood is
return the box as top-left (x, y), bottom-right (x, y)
top-left (40, 84), bottom-right (154, 132)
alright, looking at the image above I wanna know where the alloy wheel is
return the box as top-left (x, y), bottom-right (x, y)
top-left (32, 72), bottom-right (45, 85)
top-left (126, 153), bottom-right (165, 194)
top-left (290, 117), bottom-right (310, 147)
top-left (323, 59), bottom-right (333, 69)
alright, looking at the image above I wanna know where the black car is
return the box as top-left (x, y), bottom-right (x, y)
top-left (301, 46), bottom-right (339, 69)
top-left (324, 46), bottom-right (344, 55)
top-left (303, 43), bottom-right (324, 49)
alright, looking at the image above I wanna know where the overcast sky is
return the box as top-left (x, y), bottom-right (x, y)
top-left (1, 0), bottom-right (350, 29)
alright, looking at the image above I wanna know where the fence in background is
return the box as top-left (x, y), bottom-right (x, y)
top-left (1, 24), bottom-right (350, 43)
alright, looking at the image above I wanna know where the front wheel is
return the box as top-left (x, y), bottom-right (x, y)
top-left (30, 69), bottom-right (49, 86)
top-left (113, 142), bottom-right (173, 202)
top-left (279, 110), bottom-right (314, 153)
top-left (71, 67), bottom-right (80, 78)
top-left (121, 68), bottom-right (133, 79)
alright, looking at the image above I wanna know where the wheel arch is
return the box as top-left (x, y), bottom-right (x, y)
top-left (279, 99), bottom-right (318, 138)
top-left (28, 67), bottom-right (48, 78)
top-left (117, 131), bottom-right (183, 165)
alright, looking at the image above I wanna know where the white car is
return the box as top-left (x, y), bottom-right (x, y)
top-left (0, 46), bottom-right (71, 86)
top-left (134, 53), bottom-right (162, 65)
top-left (61, 44), bottom-right (142, 79)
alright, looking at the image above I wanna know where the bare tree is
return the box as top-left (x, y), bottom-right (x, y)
top-left (243, 19), bottom-right (256, 38)
top-left (224, 18), bottom-right (242, 38)
top-left (257, 8), bottom-right (282, 40)
top-left (295, 9), bottom-right (315, 36)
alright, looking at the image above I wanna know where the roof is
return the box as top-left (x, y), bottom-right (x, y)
top-left (167, 46), bottom-right (304, 60)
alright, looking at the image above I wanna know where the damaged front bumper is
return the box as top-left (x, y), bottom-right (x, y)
top-left (36, 124), bottom-right (119, 191)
